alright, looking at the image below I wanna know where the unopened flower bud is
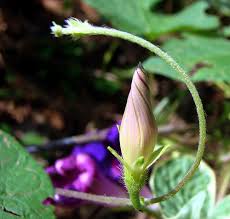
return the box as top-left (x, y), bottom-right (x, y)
top-left (107, 64), bottom-right (164, 210)
top-left (119, 64), bottom-right (157, 168)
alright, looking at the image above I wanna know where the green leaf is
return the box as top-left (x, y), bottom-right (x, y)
top-left (143, 34), bottom-right (230, 82)
top-left (20, 132), bottom-right (47, 145)
top-left (216, 82), bottom-right (230, 98)
top-left (83, 0), bottom-right (219, 38)
top-left (207, 0), bottom-right (230, 16)
top-left (142, 0), bottom-right (161, 10)
top-left (172, 191), bottom-right (207, 219)
top-left (149, 155), bottom-right (216, 219)
top-left (0, 130), bottom-right (55, 218)
top-left (210, 196), bottom-right (230, 219)
top-left (223, 26), bottom-right (230, 37)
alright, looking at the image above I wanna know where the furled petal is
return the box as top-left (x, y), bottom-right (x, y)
top-left (119, 65), bottom-right (157, 166)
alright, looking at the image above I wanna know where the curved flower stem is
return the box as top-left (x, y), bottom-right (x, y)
top-left (56, 188), bottom-right (132, 206)
top-left (51, 20), bottom-right (206, 207)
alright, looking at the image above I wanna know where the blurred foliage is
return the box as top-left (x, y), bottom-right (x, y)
top-left (143, 33), bottom-right (230, 82)
top-left (212, 100), bottom-right (230, 150)
top-left (88, 0), bottom-right (230, 95)
top-left (94, 77), bottom-right (121, 95)
top-left (154, 96), bottom-right (179, 125)
top-left (20, 131), bottom-right (47, 146)
top-left (207, 0), bottom-right (230, 16)
top-left (151, 155), bottom-right (215, 218)
top-left (211, 195), bottom-right (230, 219)
top-left (151, 155), bottom-right (230, 219)
top-left (83, 0), bottom-right (219, 39)
top-left (223, 26), bottom-right (230, 36)
top-left (0, 123), bottom-right (12, 133)
top-left (0, 131), bottom-right (54, 218)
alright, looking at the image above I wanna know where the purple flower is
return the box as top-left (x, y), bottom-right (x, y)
top-left (47, 153), bottom-right (95, 191)
top-left (46, 125), bottom-right (124, 206)
top-left (72, 142), bottom-right (107, 164)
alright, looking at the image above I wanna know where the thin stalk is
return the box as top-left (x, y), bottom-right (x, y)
top-left (56, 188), bottom-right (131, 206)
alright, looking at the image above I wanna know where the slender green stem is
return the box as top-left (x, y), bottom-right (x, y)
top-left (56, 188), bottom-right (160, 216)
top-left (52, 20), bottom-right (206, 207)
top-left (56, 188), bottom-right (131, 206)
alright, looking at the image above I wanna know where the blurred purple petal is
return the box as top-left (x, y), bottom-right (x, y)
top-left (72, 142), bottom-right (107, 163)
top-left (55, 155), bottom-right (79, 176)
top-left (72, 153), bottom-right (95, 191)
top-left (109, 159), bottom-right (121, 180)
top-left (89, 170), bottom-right (127, 199)
top-left (106, 124), bottom-right (120, 151)
top-left (46, 124), bottom-right (127, 206)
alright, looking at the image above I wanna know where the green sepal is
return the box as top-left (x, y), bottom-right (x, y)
top-left (107, 146), bottom-right (132, 173)
top-left (133, 156), bottom-right (145, 169)
top-left (144, 144), bottom-right (170, 170)
top-left (107, 145), bottom-right (169, 211)
top-left (107, 146), bottom-right (148, 210)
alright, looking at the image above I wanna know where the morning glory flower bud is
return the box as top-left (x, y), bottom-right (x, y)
top-left (119, 64), bottom-right (157, 168)
top-left (107, 64), bottom-right (167, 210)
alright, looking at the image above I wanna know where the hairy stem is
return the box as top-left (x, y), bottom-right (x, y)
top-left (52, 20), bottom-right (206, 208)
top-left (56, 188), bottom-right (160, 216)
top-left (56, 188), bottom-right (131, 206)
